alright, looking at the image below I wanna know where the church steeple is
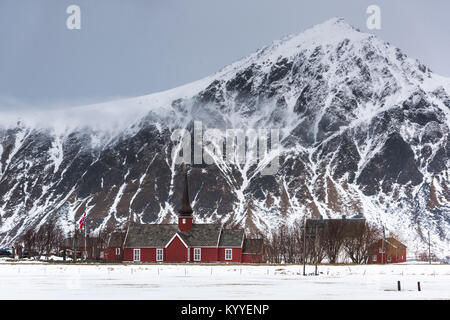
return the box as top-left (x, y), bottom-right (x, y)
top-left (178, 170), bottom-right (193, 217)
top-left (178, 169), bottom-right (193, 232)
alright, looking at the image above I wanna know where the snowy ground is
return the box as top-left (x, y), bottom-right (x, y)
top-left (0, 262), bottom-right (448, 300)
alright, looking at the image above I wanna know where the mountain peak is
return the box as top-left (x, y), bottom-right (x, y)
top-left (215, 17), bottom-right (371, 81)
top-left (311, 17), bottom-right (356, 30)
top-left (280, 17), bottom-right (367, 48)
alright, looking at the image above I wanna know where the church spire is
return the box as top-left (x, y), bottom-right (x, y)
top-left (178, 169), bottom-right (193, 217)
top-left (178, 169), bottom-right (194, 232)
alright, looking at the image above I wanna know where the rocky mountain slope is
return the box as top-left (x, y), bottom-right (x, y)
top-left (1, 18), bottom-right (449, 256)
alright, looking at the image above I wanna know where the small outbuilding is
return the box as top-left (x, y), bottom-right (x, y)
top-left (369, 237), bottom-right (407, 264)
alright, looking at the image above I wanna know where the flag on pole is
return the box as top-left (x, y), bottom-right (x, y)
top-left (79, 212), bottom-right (87, 229)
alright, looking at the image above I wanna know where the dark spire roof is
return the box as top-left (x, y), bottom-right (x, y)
top-left (178, 170), bottom-right (193, 216)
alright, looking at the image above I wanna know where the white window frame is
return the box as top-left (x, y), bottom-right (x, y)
top-left (156, 248), bottom-right (163, 262)
top-left (225, 248), bottom-right (233, 261)
top-left (116, 248), bottom-right (120, 255)
top-left (133, 249), bottom-right (141, 262)
top-left (372, 255), bottom-right (377, 262)
top-left (193, 248), bottom-right (201, 261)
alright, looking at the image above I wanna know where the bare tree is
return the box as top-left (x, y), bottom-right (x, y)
top-left (21, 228), bottom-right (37, 259)
top-left (262, 226), bottom-right (283, 263)
top-left (71, 225), bottom-right (82, 262)
top-left (343, 221), bottom-right (381, 264)
top-left (306, 223), bottom-right (327, 264)
top-left (416, 251), bottom-right (438, 262)
top-left (322, 220), bottom-right (347, 264)
top-left (245, 218), bottom-right (383, 265)
top-left (42, 220), bottom-right (64, 259)
top-left (260, 223), bottom-right (303, 264)
top-left (25, 221), bottom-right (65, 260)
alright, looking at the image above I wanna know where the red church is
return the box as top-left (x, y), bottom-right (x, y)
top-left (104, 172), bottom-right (265, 263)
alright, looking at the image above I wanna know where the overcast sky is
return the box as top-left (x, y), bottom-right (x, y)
top-left (1, 0), bottom-right (449, 110)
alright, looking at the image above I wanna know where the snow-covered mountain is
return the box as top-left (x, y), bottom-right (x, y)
top-left (1, 18), bottom-right (449, 256)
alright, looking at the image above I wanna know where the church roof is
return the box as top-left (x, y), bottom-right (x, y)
top-left (123, 222), bottom-right (224, 248)
top-left (178, 223), bottom-right (222, 247)
top-left (218, 229), bottom-right (244, 247)
top-left (178, 171), bottom-right (193, 216)
top-left (385, 237), bottom-right (407, 249)
top-left (124, 223), bottom-right (178, 248)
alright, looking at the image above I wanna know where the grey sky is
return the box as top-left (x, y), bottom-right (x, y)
top-left (1, 0), bottom-right (449, 110)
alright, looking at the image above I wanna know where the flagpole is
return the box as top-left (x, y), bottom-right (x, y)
top-left (79, 213), bottom-right (87, 260)
top-left (84, 217), bottom-right (87, 261)
top-left (382, 226), bottom-right (385, 264)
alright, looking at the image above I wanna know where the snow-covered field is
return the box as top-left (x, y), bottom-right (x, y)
top-left (0, 262), bottom-right (448, 300)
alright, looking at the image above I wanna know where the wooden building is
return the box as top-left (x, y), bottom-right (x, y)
top-left (369, 237), bottom-right (407, 264)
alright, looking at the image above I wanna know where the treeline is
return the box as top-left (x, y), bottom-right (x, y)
top-left (13, 221), bottom-right (115, 261)
top-left (260, 220), bottom-right (382, 264)
top-left (15, 220), bottom-right (65, 260)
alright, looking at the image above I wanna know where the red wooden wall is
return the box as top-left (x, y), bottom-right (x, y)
top-left (165, 236), bottom-right (188, 262)
top-left (123, 248), bottom-right (157, 262)
top-left (218, 248), bottom-right (242, 263)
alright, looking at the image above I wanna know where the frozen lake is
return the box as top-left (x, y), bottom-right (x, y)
top-left (0, 262), bottom-right (448, 299)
